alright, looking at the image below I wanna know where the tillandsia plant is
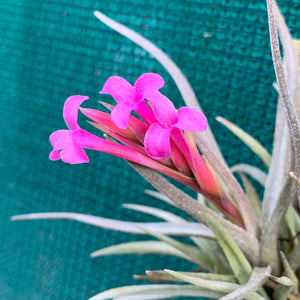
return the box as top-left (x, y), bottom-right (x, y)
top-left (11, 0), bottom-right (300, 299)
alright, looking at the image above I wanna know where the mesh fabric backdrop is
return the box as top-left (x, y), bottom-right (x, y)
top-left (1, 0), bottom-right (300, 299)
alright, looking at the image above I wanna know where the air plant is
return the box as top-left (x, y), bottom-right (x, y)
top-left (11, 0), bottom-right (300, 299)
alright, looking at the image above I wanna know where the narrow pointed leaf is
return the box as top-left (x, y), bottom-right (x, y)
top-left (130, 163), bottom-right (259, 264)
top-left (140, 228), bottom-right (213, 269)
top-left (280, 251), bottom-right (299, 293)
top-left (139, 270), bottom-right (236, 283)
top-left (219, 266), bottom-right (271, 300)
top-left (287, 240), bottom-right (300, 271)
top-left (89, 284), bottom-right (224, 300)
top-left (239, 174), bottom-right (262, 222)
top-left (93, 10), bottom-right (224, 161)
top-left (191, 237), bottom-right (231, 274)
top-left (231, 164), bottom-right (267, 187)
top-left (269, 275), bottom-right (294, 300)
top-left (11, 213), bottom-right (214, 238)
top-left (200, 212), bottom-right (252, 284)
top-left (262, 0), bottom-right (300, 272)
top-left (216, 117), bottom-right (271, 168)
top-left (144, 189), bottom-right (177, 207)
top-left (90, 241), bottom-right (192, 262)
top-left (122, 203), bottom-right (184, 222)
top-left (164, 269), bottom-right (239, 293)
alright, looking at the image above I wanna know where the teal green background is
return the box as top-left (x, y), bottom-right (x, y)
top-left (1, 1), bottom-right (299, 299)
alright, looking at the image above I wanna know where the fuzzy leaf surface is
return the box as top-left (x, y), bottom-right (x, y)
top-left (89, 284), bottom-right (224, 300)
top-left (201, 212), bottom-right (252, 284)
top-left (219, 266), bottom-right (271, 300)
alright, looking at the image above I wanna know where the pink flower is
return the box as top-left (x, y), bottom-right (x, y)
top-left (49, 95), bottom-right (90, 164)
top-left (100, 73), bottom-right (164, 129)
top-left (143, 90), bottom-right (208, 159)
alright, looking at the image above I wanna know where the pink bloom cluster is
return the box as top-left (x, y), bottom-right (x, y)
top-left (49, 73), bottom-right (243, 225)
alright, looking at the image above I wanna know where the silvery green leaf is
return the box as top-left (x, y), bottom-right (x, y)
top-left (90, 241), bottom-right (192, 262)
top-left (262, 2), bottom-right (298, 224)
top-left (231, 164), bottom-right (267, 187)
top-left (239, 174), bottom-right (262, 222)
top-left (130, 163), bottom-right (259, 264)
top-left (191, 134), bottom-right (258, 237)
top-left (266, 0), bottom-right (300, 167)
top-left (164, 269), bottom-right (238, 293)
top-left (191, 237), bottom-right (231, 274)
top-left (293, 39), bottom-right (300, 119)
top-left (93, 10), bottom-right (223, 161)
top-left (89, 284), bottom-right (224, 300)
top-left (219, 266), bottom-right (271, 300)
top-left (284, 205), bottom-right (300, 248)
top-left (287, 241), bottom-right (300, 271)
top-left (122, 203), bottom-right (185, 222)
top-left (137, 270), bottom-right (236, 283)
top-left (139, 228), bottom-right (213, 269)
top-left (280, 251), bottom-right (299, 293)
top-left (144, 189), bottom-right (177, 207)
top-left (268, 274), bottom-right (294, 300)
top-left (216, 117), bottom-right (271, 168)
top-left (200, 212), bottom-right (252, 284)
top-left (11, 213), bottom-right (214, 238)
top-left (262, 102), bottom-right (290, 225)
top-left (260, 0), bottom-right (300, 273)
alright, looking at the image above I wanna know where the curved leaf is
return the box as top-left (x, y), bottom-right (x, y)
top-left (136, 270), bottom-right (236, 283)
top-left (200, 212), bottom-right (252, 284)
top-left (260, 0), bottom-right (300, 273)
top-left (90, 241), bottom-right (192, 261)
top-left (11, 213), bottom-right (214, 238)
top-left (231, 164), bottom-right (267, 187)
top-left (216, 117), bottom-right (271, 168)
top-left (122, 203), bottom-right (184, 222)
top-left (239, 174), bottom-right (262, 222)
top-left (164, 269), bottom-right (239, 293)
top-left (219, 266), bottom-right (271, 300)
top-left (89, 284), bottom-right (224, 300)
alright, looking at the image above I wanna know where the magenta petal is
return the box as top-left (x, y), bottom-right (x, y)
top-left (175, 107), bottom-right (208, 131)
top-left (72, 129), bottom-right (105, 150)
top-left (49, 130), bottom-right (73, 149)
top-left (134, 73), bottom-right (164, 96)
top-left (63, 95), bottom-right (89, 130)
top-left (143, 90), bottom-right (177, 127)
top-left (60, 142), bottom-right (89, 164)
top-left (111, 101), bottom-right (133, 129)
top-left (144, 123), bottom-right (172, 159)
top-left (49, 129), bottom-right (89, 164)
top-left (100, 76), bottom-right (137, 104)
top-left (49, 150), bottom-right (61, 161)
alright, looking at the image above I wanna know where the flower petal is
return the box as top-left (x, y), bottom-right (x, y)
top-left (144, 123), bottom-right (172, 159)
top-left (143, 90), bottom-right (177, 127)
top-left (49, 129), bottom-right (89, 164)
top-left (134, 73), bottom-right (165, 96)
top-left (111, 101), bottom-right (134, 129)
top-left (174, 107), bottom-right (207, 131)
top-left (63, 95), bottom-right (89, 130)
top-left (100, 76), bottom-right (137, 104)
